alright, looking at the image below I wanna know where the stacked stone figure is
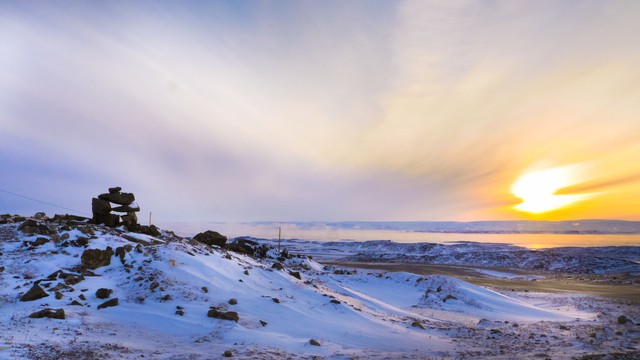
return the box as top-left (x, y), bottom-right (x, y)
top-left (92, 187), bottom-right (140, 228)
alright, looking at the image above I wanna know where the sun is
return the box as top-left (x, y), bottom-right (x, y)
top-left (511, 165), bottom-right (592, 214)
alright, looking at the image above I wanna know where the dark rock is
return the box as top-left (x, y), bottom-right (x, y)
top-left (32, 237), bottom-right (50, 246)
top-left (271, 263), bottom-right (284, 271)
top-left (289, 271), bottom-right (301, 280)
top-left (78, 294), bottom-right (86, 301)
top-left (115, 247), bottom-right (127, 263)
top-left (272, 298), bottom-right (280, 304)
top-left (20, 283), bottom-right (49, 301)
top-left (202, 287), bottom-right (208, 293)
top-left (55, 291), bottom-right (63, 300)
top-left (121, 213), bottom-right (138, 227)
top-left (260, 320), bottom-right (268, 327)
top-left (207, 308), bottom-right (239, 322)
top-left (81, 247), bottom-right (114, 269)
top-left (29, 308), bottom-right (65, 320)
top-left (64, 274), bottom-right (85, 285)
top-left (96, 288), bottom-right (113, 299)
top-left (112, 203), bottom-right (140, 213)
top-left (136, 225), bottom-right (161, 237)
top-left (91, 198), bottom-right (111, 215)
top-left (330, 299), bottom-right (340, 304)
top-left (103, 214), bottom-right (120, 227)
top-left (161, 294), bottom-right (172, 301)
top-left (71, 237), bottom-right (89, 247)
top-left (98, 192), bottom-right (135, 205)
top-left (108, 187), bottom-right (122, 194)
top-left (18, 219), bottom-right (52, 235)
top-left (97, 298), bottom-right (119, 309)
top-left (223, 350), bottom-right (233, 357)
top-left (175, 309), bottom-right (184, 316)
top-left (70, 300), bottom-right (83, 306)
top-left (309, 339), bottom-right (321, 346)
top-left (411, 321), bottom-right (425, 329)
top-left (193, 230), bottom-right (227, 247)
top-left (618, 315), bottom-right (629, 324)
top-left (228, 298), bottom-right (237, 305)
top-left (150, 281), bottom-right (159, 291)
top-left (0, 266), bottom-right (4, 273)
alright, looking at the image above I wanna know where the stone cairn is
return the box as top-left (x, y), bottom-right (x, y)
top-left (92, 187), bottom-right (140, 228)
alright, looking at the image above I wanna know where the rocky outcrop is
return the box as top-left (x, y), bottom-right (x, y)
top-left (18, 219), bottom-right (52, 235)
top-left (81, 247), bottom-right (114, 269)
top-left (193, 230), bottom-right (227, 247)
top-left (207, 307), bottom-right (239, 322)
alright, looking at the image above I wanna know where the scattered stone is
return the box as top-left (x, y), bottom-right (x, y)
top-left (207, 308), bottom-right (239, 322)
top-left (202, 287), bottom-right (209, 293)
top-left (330, 299), bottom-right (341, 304)
top-left (272, 263), bottom-right (284, 271)
top-left (70, 300), bottom-right (83, 306)
top-left (29, 308), bottom-right (65, 320)
top-left (64, 274), bottom-right (85, 286)
top-left (20, 283), bottom-right (49, 301)
top-left (161, 294), bottom-right (172, 301)
top-left (228, 298), bottom-right (238, 305)
top-left (309, 339), bottom-right (321, 346)
top-left (96, 288), bottom-right (113, 299)
top-left (618, 315), bottom-right (629, 324)
top-left (0, 266), bottom-right (4, 273)
top-left (78, 294), bottom-right (86, 301)
top-left (272, 298), bottom-right (280, 304)
top-left (193, 230), bottom-right (227, 247)
top-left (175, 309), bottom-right (184, 316)
top-left (18, 219), bottom-right (52, 235)
top-left (289, 271), bottom-right (302, 280)
top-left (223, 350), bottom-right (233, 358)
top-left (244, 270), bottom-right (250, 276)
top-left (81, 247), bottom-right (114, 269)
top-left (97, 298), bottom-right (119, 309)
top-left (150, 282), bottom-right (160, 291)
top-left (260, 320), bottom-right (268, 327)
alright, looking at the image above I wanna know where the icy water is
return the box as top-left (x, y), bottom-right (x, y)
top-left (160, 222), bottom-right (640, 249)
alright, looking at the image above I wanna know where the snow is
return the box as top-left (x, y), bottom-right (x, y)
top-left (1, 217), bottom-right (639, 359)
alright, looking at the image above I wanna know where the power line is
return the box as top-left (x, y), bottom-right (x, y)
top-left (0, 188), bottom-right (89, 216)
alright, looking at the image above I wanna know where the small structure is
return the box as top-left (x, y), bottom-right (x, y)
top-left (92, 187), bottom-right (140, 228)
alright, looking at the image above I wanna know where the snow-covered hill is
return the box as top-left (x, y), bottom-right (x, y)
top-left (1, 214), bottom-right (639, 359)
top-left (247, 238), bottom-right (640, 274)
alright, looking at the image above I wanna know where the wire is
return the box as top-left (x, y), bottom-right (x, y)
top-left (0, 188), bottom-right (90, 216)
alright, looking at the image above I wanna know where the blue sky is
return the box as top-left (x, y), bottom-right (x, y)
top-left (1, 1), bottom-right (639, 222)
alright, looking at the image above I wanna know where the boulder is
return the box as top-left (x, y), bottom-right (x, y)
top-left (91, 198), bottom-right (111, 215)
top-left (29, 308), bottom-right (65, 320)
top-left (98, 192), bottom-right (135, 205)
top-left (95, 288), bottom-right (113, 299)
top-left (121, 212), bottom-right (138, 227)
top-left (32, 237), bottom-right (50, 246)
top-left (207, 308), bottom-right (239, 322)
top-left (20, 283), bottom-right (49, 301)
top-left (193, 230), bottom-right (227, 247)
top-left (81, 247), bottom-right (114, 269)
top-left (97, 298), bottom-right (119, 309)
top-left (18, 220), bottom-right (52, 235)
top-left (309, 339), bottom-right (321, 346)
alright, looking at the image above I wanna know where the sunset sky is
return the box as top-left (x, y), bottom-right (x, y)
top-left (1, 1), bottom-right (639, 222)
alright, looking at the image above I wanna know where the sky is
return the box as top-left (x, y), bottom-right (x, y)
top-left (1, 0), bottom-right (639, 222)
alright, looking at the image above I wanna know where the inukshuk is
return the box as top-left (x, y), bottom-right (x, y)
top-left (91, 187), bottom-right (140, 228)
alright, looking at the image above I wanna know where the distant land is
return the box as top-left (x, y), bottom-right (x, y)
top-left (248, 220), bottom-right (640, 234)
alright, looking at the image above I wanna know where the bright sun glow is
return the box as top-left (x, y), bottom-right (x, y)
top-left (511, 165), bottom-right (592, 214)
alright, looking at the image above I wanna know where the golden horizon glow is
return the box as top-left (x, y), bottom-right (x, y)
top-left (511, 165), bottom-right (594, 215)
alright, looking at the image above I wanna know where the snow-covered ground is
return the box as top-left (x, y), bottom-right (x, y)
top-left (1, 215), bottom-right (639, 359)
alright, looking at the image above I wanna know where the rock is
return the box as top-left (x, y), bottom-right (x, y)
top-left (108, 187), bottom-right (122, 194)
top-left (95, 288), bottom-right (113, 299)
top-left (78, 294), bottom-right (86, 301)
top-left (55, 291), bottom-right (63, 300)
top-left (20, 283), bottom-right (49, 301)
top-left (112, 203), bottom-right (140, 213)
top-left (618, 315), bottom-right (629, 324)
top-left (29, 308), bottom-right (65, 320)
top-left (271, 263), bottom-right (284, 271)
top-left (33, 212), bottom-right (47, 220)
top-left (63, 274), bottom-right (85, 285)
top-left (97, 298), bottom-right (119, 309)
top-left (150, 281), bottom-right (159, 291)
top-left (193, 230), bottom-right (227, 247)
top-left (18, 219), bottom-right (52, 235)
top-left (81, 247), bottom-right (114, 269)
top-left (272, 297), bottom-right (280, 304)
top-left (32, 237), bottom-right (50, 246)
top-left (98, 192), bottom-right (135, 205)
top-left (228, 298), bottom-right (237, 305)
top-left (91, 198), bottom-right (111, 215)
top-left (175, 309), bottom-right (184, 316)
top-left (309, 339), bottom-right (321, 346)
top-left (121, 213), bottom-right (138, 227)
top-left (289, 271), bottom-right (301, 280)
top-left (260, 320), bottom-right (268, 327)
top-left (103, 214), bottom-right (120, 227)
top-left (202, 287), bottom-right (208, 293)
top-left (70, 300), bottom-right (83, 306)
top-left (330, 299), bottom-right (340, 304)
top-left (223, 350), bottom-right (233, 357)
top-left (411, 321), bottom-right (425, 329)
top-left (207, 308), bottom-right (239, 322)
